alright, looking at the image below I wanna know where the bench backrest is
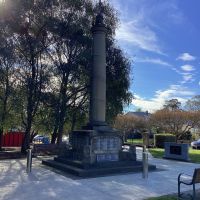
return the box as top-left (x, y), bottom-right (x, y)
top-left (193, 168), bottom-right (200, 183)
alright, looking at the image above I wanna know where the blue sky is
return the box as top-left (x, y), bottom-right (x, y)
top-left (109, 0), bottom-right (200, 112)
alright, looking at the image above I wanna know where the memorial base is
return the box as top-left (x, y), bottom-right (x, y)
top-left (42, 158), bottom-right (156, 178)
top-left (42, 126), bottom-right (156, 177)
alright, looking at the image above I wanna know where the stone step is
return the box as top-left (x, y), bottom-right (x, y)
top-left (54, 157), bottom-right (84, 168)
top-left (42, 159), bottom-right (83, 176)
top-left (54, 157), bottom-right (143, 169)
top-left (42, 159), bottom-right (156, 178)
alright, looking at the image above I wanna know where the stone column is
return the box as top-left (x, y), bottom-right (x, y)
top-left (90, 15), bottom-right (107, 126)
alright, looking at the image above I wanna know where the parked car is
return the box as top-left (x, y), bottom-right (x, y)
top-left (191, 139), bottom-right (200, 149)
top-left (33, 135), bottom-right (50, 144)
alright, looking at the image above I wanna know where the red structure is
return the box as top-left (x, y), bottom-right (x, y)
top-left (2, 132), bottom-right (24, 147)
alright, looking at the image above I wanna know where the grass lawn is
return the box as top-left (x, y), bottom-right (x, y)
top-left (146, 195), bottom-right (177, 200)
top-left (127, 139), bottom-right (154, 146)
top-left (149, 147), bottom-right (200, 163)
top-left (127, 139), bottom-right (143, 145)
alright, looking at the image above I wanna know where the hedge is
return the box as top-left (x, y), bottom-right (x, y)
top-left (154, 134), bottom-right (176, 148)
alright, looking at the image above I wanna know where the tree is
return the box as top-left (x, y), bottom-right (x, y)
top-left (0, 21), bottom-right (16, 150)
top-left (185, 95), bottom-right (200, 111)
top-left (106, 43), bottom-right (132, 123)
top-left (163, 99), bottom-right (181, 111)
top-left (4, 0), bottom-right (51, 153)
top-left (150, 109), bottom-right (200, 141)
top-left (0, 0), bottom-right (132, 151)
top-left (113, 114), bottom-right (148, 142)
top-left (44, 0), bottom-right (132, 143)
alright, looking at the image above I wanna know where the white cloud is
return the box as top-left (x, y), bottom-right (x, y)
top-left (181, 65), bottom-right (195, 72)
top-left (111, 0), bottom-right (187, 56)
top-left (132, 85), bottom-right (195, 113)
top-left (181, 73), bottom-right (195, 84)
top-left (171, 66), bottom-right (195, 84)
top-left (132, 96), bottom-right (163, 113)
top-left (136, 58), bottom-right (172, 67)
top-left (116, 20), bottom-right (163, 54)
top-left (177, 53), bottom-right (196, 61)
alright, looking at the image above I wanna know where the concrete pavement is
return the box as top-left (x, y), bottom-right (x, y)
top-left (0, 147), bottom-right (200, 200)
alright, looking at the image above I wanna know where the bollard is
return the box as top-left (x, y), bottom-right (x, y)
top-left (142, 145), bottom-right (148, 179)
top-left (26, 148), bottom-right (32, 173)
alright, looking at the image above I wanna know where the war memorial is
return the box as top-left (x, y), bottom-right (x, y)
top-left (42, 2), bottom-right (156, 177)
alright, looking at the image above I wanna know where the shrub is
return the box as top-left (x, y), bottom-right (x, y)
top-left (154, 134), bottom-right (176, 148)
top-left (179, 131), bottom-right (192, 141)
top-left (127, 131), bottom-right (142, 139)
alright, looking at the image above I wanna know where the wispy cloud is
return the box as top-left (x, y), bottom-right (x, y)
top-left (111, 0), bottom-right (187, 56)
top-left (181, 73), bottom-right (195, 84)
top-left (116, 21), bottom-right (163, 54)
top-left (181, 64), bottom-right (195, 72)
top-left (172, 65), bottom-right (196, 84)
top-left (136, 57), bottom-right (172, 67)
top-left (132, 85), bottom-right (195, 112)
top-left (177, 53), bottom-right (196, 61)
top-left (179, 65), bottom-right (196, 84)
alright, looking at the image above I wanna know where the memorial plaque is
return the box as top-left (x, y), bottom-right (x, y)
top-left (170, 145), bottom-right (181, 155)
top-left (97, 153), bottom-right (118, 162)
top-left (91, 136), bottom-right (121, 162)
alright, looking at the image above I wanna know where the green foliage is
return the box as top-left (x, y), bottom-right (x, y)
top-left (0, 0), bottom-right (132, 149)
top-left (149, 148), bottom-right (164, 158)
top-left (127, 139), bottom-right (143, 145)
top-left (154, 134), bottom-right (176, 148)
top-left (163, 98), bottom-right (181, 111)
top-left (106, 45), bottom-right (132, 122)
top-left (188, 148), bottom-right (200, 163)
top-left (179, 131), bottom-right (192, 140)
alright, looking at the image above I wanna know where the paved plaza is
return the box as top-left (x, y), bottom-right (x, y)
top-left (0, 148), bottom-right (200, 200)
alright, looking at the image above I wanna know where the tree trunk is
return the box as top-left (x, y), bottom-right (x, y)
top-left (21, 58), bottom-right (35, 154)
top-left (30, 131), bottom-right (38, 143)
top-left (21, 105), bottom-right (33, 153)
top-left (0, 77), bottom-right (8, 150)
top-left (53, 73), bottom-right (68, 145)
top-left (0, 128), bottom-right (3, 151)
top-left (21, 116), bottom-right (32, 154)
top-left (71, 112), bottom-right (77, 132)
top-left (51, 125), bottom-right (58, 144)
top-left (51, 102), bottom-right (60, 144)
top-left (56, 95), bottom-right (67, 145)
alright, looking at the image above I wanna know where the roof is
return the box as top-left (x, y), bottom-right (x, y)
top-left (125, 111), bottom-right (151, 118)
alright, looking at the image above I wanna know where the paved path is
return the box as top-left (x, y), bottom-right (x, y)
top-left (0, 148), bottom-right (200, 200)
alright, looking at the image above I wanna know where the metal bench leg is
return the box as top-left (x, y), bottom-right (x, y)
top-left (192, 184), bottom-right (196, 200)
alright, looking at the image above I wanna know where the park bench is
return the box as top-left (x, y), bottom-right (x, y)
top-left (178, 168), bottom-right (200, 199)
